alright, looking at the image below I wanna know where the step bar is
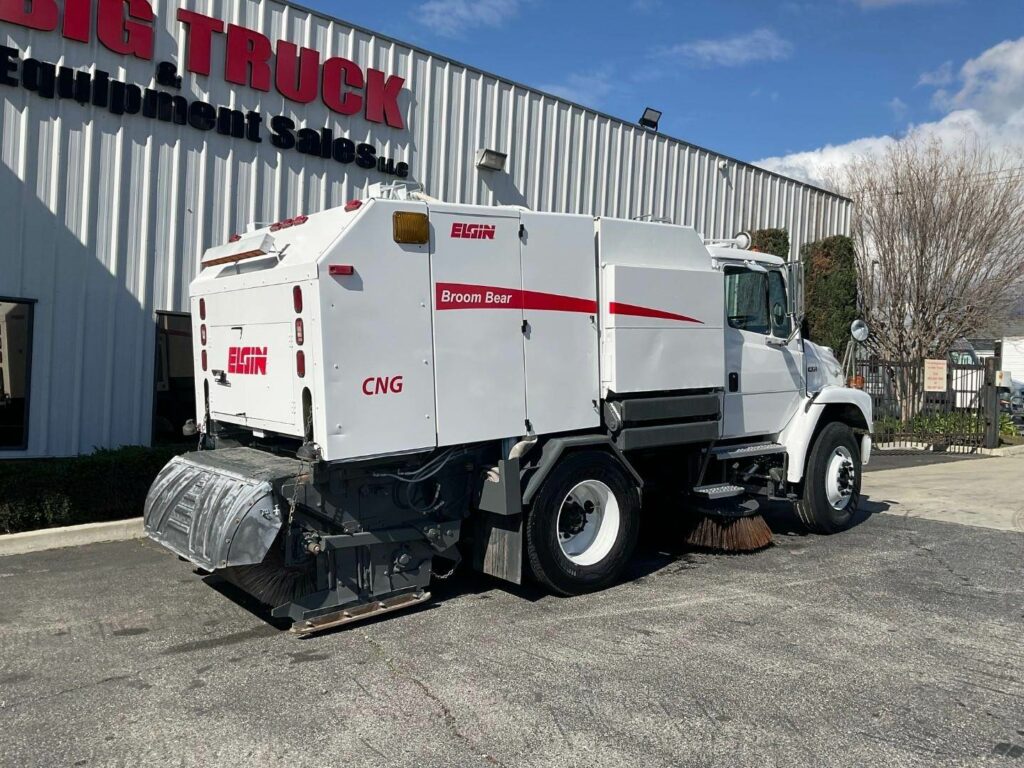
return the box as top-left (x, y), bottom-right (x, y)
top-left (711, 442), bottom-right (786, 461)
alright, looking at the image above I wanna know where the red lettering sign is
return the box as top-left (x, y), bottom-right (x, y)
top-left (174, 8), bottom-right (405, 127)
top-left (451, 223), bottom-right (496, 240)
top-left (0, 0), bottom-right (156, 59)
top-left (96, 0), bottom-right (153, 58)
top-left (322, 57), bottom-right (364, 116)
top-left (227, 346), bottom-right (268, 376)
top-left (362, 375), bottom-right (404, 396)
top-left (176, 8), bottom-right (223, 76)
top-left (0, 0), bottom-right (60, 32)
top-left (275, 40), bottom-right (319, 104)
top-left (1, 2), bottom-right (407, 128)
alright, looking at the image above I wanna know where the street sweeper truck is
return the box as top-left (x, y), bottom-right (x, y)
top-left (144, 191), bottom-right (872, 635)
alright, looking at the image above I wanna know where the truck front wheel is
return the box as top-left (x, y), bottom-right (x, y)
top-left (525, 451), bottom-right (640, 596)
top-left (794, 421), bottom-right (862, 534)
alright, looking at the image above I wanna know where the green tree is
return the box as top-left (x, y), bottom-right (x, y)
top-left (800, 235), bottom-right (859, 354)
top-left (750, 228), bottom-right (790, 260)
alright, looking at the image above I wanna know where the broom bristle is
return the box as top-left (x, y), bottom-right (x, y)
top-left (218, 536), bottom-right (318, 609)
top-left (221, 560), bottom-right (317, 608)
top-left (683, 513), bottom-right (773, 553)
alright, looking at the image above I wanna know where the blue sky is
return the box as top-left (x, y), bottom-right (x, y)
top-left (304, 0), bottom-right (1024, 184)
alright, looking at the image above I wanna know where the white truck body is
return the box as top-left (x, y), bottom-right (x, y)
top-left (146, 194), bottom-right (873, 631)
top-left (192, 199), bottom-right (865, 462)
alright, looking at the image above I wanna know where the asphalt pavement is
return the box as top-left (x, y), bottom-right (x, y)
top-left (1, 459), bottom-right (1023, 768)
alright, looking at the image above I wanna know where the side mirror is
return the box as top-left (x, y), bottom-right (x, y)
top-left (786, 261), bottom-right (803, 318)
top-left (851, 319), bottom-right (870, 343)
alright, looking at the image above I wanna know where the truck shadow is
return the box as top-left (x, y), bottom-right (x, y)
top-left (197, 494), bottom-right (895, 636)
top-left (760, 495), bottom-right (892, 536)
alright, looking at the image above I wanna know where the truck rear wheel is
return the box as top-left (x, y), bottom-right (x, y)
top-left (525, 451), bottom-right (640, 596)
top-left (794, 421), bottom-right (862, 534)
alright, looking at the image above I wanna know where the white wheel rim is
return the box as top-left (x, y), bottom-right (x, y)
top-left (825, 446), bottom-right (856, 511)
top-left (556, 480), bottom-right (620, 567)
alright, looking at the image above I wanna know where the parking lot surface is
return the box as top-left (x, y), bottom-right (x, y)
top-left (1, 459), bottom-right (1023, 768)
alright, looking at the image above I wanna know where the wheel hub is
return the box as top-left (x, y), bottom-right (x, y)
top-left (825, 447), bottom-right (856, 511)
top-left (555, 480), bottom-right (621, 567)
top-left (559, 499), bottom-right (595, 538)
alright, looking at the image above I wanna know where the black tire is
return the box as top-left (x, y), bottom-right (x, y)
top-left (794, 421), bottom-right (862, 534)
top-left (525, 451), bottom-right (640, 596)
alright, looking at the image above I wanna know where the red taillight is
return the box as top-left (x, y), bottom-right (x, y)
top-left (200, 324), bottom-right (207, 345)
top-left (295, 318), bottom-right (304, 346)
top-left (329, 265), bottom-right (355, 276)
top-left (345, 199), bottom-right (363, 212)
top-left (199, 298), bottom-right (206, 320)
top-left (296, 350), bottom-right (306, 378)
top-left (229, 234), bottom-right (241, 243)
top-left (201, 349), bottom-right (208, 371)
top-left (293, 285), bottom-right (303, 313)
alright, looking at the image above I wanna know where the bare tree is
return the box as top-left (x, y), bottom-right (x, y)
top-left (834, 137), bottom-right (1024, 420)
top-left (839, 137), bottom-right (1024, 361)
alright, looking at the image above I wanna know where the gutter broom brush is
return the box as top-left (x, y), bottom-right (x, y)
top-left (682, 510), bottom-right (773, 553)
top-left (682, 491), bottom-right (773, 553)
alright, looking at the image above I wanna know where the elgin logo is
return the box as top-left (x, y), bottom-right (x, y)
top-left (362, 376), bottom-right (404, 396)
top-left (451, 223), bottom-right (496, 240)
top-left (228, 347), bottom-right (268, 376)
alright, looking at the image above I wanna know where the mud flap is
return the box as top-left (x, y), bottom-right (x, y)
top-left (143, 450), bottom-right (299, 571)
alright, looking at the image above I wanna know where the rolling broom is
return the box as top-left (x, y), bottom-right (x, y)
top-left (681, 508), bottom-right (774, 553)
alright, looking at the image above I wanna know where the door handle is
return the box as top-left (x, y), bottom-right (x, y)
top-left (729, 372), bottom-right (739, 392)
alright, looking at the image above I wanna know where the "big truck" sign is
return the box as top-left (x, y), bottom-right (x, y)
top-left (0, 0), bottom-right (407, 129)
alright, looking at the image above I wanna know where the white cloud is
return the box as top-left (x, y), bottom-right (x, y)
top-left (755, 37), bottom-right (1024, 186)
top-left (888, 96), bottom-right (909, 120)
top-left (662, 28), bottom-right (793, 68)
top-left (946, 37), bottom-right (1024, 121)
top-left (539, 69), bottom-right (615, 108)
top-left (918, 60), bottom-right (953, 87)
top-left (416, 0), bottom-right (522, 37)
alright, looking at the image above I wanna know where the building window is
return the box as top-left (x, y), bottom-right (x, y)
top-left (152, 312), bottom-right (195, 444)
top-left (0, 298), bottom-right (34, 450)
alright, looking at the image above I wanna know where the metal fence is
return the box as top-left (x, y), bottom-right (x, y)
top-left (854, 358), bottom-right (988, 453)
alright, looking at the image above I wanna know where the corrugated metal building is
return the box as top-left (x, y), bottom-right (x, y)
top-left (0, 0), bottom-right (851, 457)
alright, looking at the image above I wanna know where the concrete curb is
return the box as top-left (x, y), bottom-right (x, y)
top-left (978, 444), bottom-right (1024, 457)
top-left (875, 443), bottom-right (1024, 457)
top-left (0, 517), bottom-right (145, 557)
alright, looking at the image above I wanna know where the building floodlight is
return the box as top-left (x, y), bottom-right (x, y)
top-left (639, 107), bottom-right (662, 131)
top-left (475, 148), bottom-right (508, 172)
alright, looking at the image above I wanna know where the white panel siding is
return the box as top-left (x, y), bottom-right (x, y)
top-left (0, 1), bottom-right (850, 457)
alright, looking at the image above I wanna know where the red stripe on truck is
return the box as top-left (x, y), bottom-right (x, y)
top-left (609, 301), bottom-right (704, 324)
top-left (434, 282), bottom-right (703, 323)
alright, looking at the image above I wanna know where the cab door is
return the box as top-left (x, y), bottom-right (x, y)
top-left (722, 266), bottom-right (804, 437)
